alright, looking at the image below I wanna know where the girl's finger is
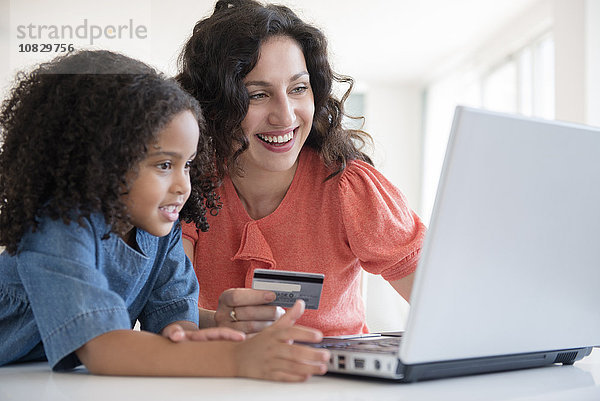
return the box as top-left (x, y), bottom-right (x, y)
top-left (268, 357), bottom-right (328, 377)
top-left (274, 325), bottom-right (324, 344)
top-left (163, 324), bottom-right (186, 342)
top-left (269, 371), bottom-right (311, 382)
top-left (270, 300), bottom-right (305, 329)
top-left (277, 343), bottom-right (330, 364)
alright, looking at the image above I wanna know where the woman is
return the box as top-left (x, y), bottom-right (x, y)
top-left (177, 0), bottom-right (426, 336)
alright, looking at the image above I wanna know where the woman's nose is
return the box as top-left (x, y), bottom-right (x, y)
top-left (268, 94), bottom-right (295, 127)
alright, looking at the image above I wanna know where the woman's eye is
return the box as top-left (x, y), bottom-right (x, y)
top-left (249, 93), bottom-right (267, 100)
top-left (185, 160), bottom-right (193, 170)
top-left (291, 85), bottom-right (308, 94)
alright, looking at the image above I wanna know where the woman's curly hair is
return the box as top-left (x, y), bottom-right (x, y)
top-left (0, 50), bottom-right (219, 255)
top-left (177, 0), bottom-right (373, 180)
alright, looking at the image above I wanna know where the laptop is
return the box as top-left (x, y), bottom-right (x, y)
top-left (313, 106), bottom-right (600, 382)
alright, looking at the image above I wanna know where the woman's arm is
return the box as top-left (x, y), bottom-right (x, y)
top-left (182, 238), bottom-right (223, 329)
top-left (76, 301), bottom-right (329, 381)
top-left (389, 272), bottom-right (415, 303)
top-left (184, 237), bottom-right (284, 333)
top-left (198, 289), bottom-right (286, 332)
top-left (213, 288), bottom-right (284, 333)
top-left (182, 237), bottom-right (195, 264)
top-left (198, 308), bottom-right (217, 328)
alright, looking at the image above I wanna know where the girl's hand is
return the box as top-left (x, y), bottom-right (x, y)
top-left (215, 288), bottom-right (285, 334)
top-left (162, 323), bottom-right (246, 342)
top-left (233, 300), bottom-right (330, 382)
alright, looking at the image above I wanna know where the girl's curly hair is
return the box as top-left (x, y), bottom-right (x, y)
top-left (0, 50), bottom-right (218, 255)
top-left (177, 0), bottom-right (373, 180)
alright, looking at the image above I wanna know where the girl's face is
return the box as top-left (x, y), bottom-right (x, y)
top-left (239, 35), bottom-right (315, 175)
top-left (122, 110), bottom-right (199, 239)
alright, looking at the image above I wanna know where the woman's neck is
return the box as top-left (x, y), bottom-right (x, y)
top-left (231, 161), bottom-right (299, 220)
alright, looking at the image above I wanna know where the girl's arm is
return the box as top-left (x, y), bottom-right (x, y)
top-left (76, 300), bottom-right (329, 381)
top-left (161, 320), bottom-right (245, 342)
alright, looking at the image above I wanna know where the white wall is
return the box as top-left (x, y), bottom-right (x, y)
top-left (0, 0), bottom-right (10, 93)
top-left (0, 1), bottom-right (8, 93)
top-left (587, 0), bottom-right (600, 127)
top-left (364, 84), bottom-right (423, 212)
top-left (554, 0), bottom-right (586, 124)
top-left (554, 0), bottom-right (600, 126)
top-left (0, 0), bottom-right (213, 92)
top-left (360, 83), bottom-right (422, 331)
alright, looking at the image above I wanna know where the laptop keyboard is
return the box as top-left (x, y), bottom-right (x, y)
top-left (311, 334), bottom-right (402, 354)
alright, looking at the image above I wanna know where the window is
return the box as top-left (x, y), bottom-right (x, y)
top-left (421, 32), bottom-right (555, 223)
top-left (483, 33), bottom-right (555, 118)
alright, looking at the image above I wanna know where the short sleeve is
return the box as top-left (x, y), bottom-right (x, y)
top-left (181, 220), bottom-right (199, 245)
top-left (139, 224), bottom-right (200, 332)
top-left (339, 160), bottom-right (426, 281)
top-left (16, 217), bottom-right (131, 370)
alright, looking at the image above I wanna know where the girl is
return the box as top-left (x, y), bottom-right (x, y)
top-left (177, 0), bottom-right (427, 335)
top-left (0, 50), bottom-right (328, 381)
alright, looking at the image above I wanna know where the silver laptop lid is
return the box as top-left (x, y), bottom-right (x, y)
top-left (401, 106), bottom-right (600, 364)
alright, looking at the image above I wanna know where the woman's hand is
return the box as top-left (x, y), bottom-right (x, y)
top-left (215, 288), bottom-right (286, 333)
top-left (162, 321), bottom-right (246, 342)
top-left (234, 300), bottom-right (330, 382)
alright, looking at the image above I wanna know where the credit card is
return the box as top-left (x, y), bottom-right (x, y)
top-left (252, 269), bottom-right (324, 309)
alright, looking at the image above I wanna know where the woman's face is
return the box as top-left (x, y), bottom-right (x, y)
top-left (239, 35), bottom-right (315, 176)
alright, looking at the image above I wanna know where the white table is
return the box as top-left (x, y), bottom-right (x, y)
top-left (1, 348), bottom-right (599, 401)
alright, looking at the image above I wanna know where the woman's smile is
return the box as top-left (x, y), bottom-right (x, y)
top-left (255, 127), bottom-right (298, 153)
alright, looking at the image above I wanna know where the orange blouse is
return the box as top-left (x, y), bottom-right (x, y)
top-left (182, 148), bottom-right (426, 335)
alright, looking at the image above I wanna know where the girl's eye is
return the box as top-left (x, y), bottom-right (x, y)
top-left (185, 160), bottom-right (193, 170)
top-left (157, 161), bottom-right (172, 170)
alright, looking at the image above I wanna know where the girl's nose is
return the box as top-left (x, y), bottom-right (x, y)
top-left (172, 168), bottom-right (191, 195)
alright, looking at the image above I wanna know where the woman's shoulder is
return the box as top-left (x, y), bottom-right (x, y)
top-left (336, 158), bottom-right (417, 216)
top-left (338, 157), bottom-right (392, 190)
top-left (294, 148), bottom-right (394, 196)
top-left (298, 147), bottom-right (331, 175)
top-left (300, 148), bottom-right (385, 182)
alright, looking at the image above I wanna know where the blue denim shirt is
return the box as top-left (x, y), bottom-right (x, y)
top-left (0, 213), bottom-right (199, 370)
